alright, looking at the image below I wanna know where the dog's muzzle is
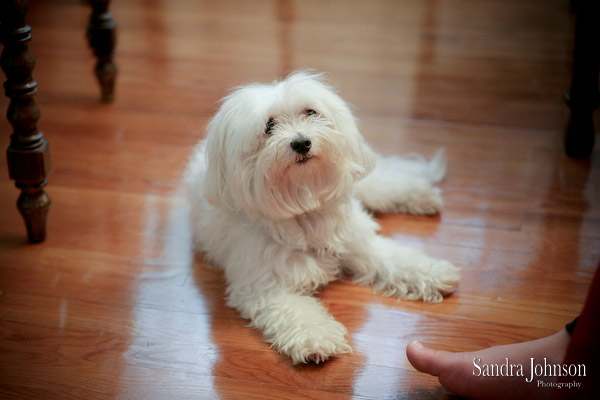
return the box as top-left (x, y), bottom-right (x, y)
top-left (291, 136), bottom-right (312, 154)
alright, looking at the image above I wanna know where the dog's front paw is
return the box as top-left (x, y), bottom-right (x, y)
top-left (283, 319), bottom-right (352, 365)
top-left (375, 257), bottom-right (461, 303)
top-left (420, 259), bottom-right (461, 302)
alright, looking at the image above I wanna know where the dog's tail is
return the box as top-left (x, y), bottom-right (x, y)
top-left (354, 148), bottom-right (447, 215)
top-left (367, 148), bottom-right (447, 184)
top-left (427, 148), bottom-right (447, 184)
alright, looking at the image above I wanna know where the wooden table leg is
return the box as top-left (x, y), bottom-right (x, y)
top-left (87, 0), bottom-right (117, 103)
top-left (0, 0), bottom-right (51, 243)
top-left (564, 0), bottom-right (600, 159)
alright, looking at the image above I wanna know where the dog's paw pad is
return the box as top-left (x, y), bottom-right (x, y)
top-left (375, 257), bottom-right (461, 304)
top-left (288, 321), bottom-right (352, 365)
top-left (419, 259), bottom-right (461, 303)
top-left (308, 352), bottom-right (331, 364)
top-left (295, 340), bottom-right (352, 365)
top-left (431, 260), bottom-right (461, 293)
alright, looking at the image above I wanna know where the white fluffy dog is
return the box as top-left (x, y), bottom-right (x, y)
top-left (184, 71), bottom-right (460, 365)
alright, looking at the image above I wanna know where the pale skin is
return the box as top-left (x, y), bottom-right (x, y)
top-left (406, 329), bottom-right (571, 400)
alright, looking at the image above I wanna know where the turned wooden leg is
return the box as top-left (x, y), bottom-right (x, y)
top-left (1, 0), bottom-right (51, 243)
top-left (564, 0), bottom-right (600, 159)
top-left (87, 0), bottom-right (117, 103)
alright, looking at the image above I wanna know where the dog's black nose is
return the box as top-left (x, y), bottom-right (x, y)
top-left (291, 136), bottom-right (312, 154)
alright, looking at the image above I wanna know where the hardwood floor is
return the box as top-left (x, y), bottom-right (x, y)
top-left (1, 0), bottom-right (598, 399)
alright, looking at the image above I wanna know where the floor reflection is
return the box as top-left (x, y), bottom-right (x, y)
top-left (122, 189), bottom-right (220, 397)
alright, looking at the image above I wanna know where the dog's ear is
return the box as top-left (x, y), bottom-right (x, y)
top-left (203, 110), bottom-right (234, 209)
top-left (348, 119), bottom-right (376, 181)
top-left (303, 74), bottom-right (376, 181)
top-left (329, 103), bottom-right (376, 181)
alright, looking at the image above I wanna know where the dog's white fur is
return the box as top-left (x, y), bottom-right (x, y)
top-left (184, 71), bottom-right (460, 365)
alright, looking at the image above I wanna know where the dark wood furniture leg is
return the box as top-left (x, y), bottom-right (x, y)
top-left (87, 0), bottom-right (117, 103)
top-left (565, 0), bottom-right (600, 158)
top-left (1, 0), bottom-right (51, 243)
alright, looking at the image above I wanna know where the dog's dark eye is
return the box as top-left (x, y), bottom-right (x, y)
top-left (265, 117), bottom-right (276, 134)
top-left (305, 109), bottom-right (317, 116)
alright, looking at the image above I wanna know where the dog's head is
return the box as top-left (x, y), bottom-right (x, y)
top-left (204, 71), bottom-right (375, 219)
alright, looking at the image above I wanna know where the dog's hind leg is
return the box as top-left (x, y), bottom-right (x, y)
top-left (354, 149), bottom-right (447, 215)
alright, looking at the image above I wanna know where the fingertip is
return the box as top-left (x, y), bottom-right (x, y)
top-left (406, 341), bottom-right (424, 363)
top-left (406, 340), bottom-right (429, 372)
top-left (406, 341), bottom-right (444, 377)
